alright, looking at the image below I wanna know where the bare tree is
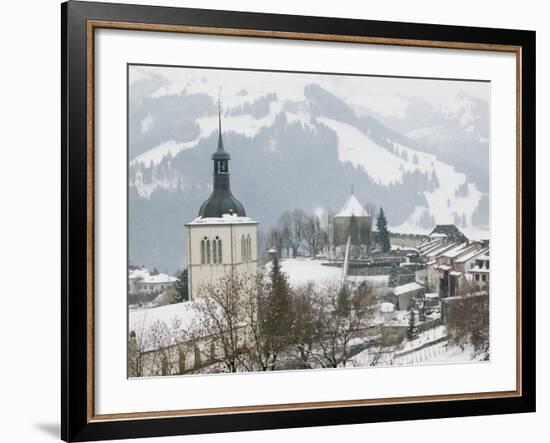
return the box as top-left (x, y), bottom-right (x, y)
top-left (194, 273), bottom-right (255, 373)
top-left (278, 209), bottom-right (307, 257)
top-left (446, 281), bottom-right (489, 359)
top-left (303, 214), bottom-right (326, 257)
top-left (267, 227), bottom-right (284, 259)
top-left (292, 281), bottom-right (375, 369)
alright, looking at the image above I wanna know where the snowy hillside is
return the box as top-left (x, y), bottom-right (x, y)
top-left (128, 66), bottom-right (490, 271)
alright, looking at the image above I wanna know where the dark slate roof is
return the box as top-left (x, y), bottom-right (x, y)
top-left (197, 113), bottom-right (246, 218)
top-left (430, 224), bottom-right (468, 242)
top-left (198, 186), bottom-right (246, 218)
top-left (211, 113), bottom-right (230, 160)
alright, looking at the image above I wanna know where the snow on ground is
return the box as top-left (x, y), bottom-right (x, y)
top-left (269, 258), bottom-right (342, 288)
top-left (132, 139), bottom-right (198, 166)
top-left (133, 71), bottom-right (488, 233)
top-left (394, 340), bottom-right (485, 366)
top-left (129, 301), bottom-right (199, 350)
top-left (350, 325), bottom-right (483, 367)
top-left (318, 117), bottom-right (485, 230)
top-left (132, 104), bottom-right (317, 168)
top-left (196, 101), bottom-right (283, 139)
top-left (317, 117), bottom-right (412, 186)
top-left (347, 275), bottom-right (389, 285)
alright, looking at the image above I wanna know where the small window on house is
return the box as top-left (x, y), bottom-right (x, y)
top-left (212, 239), bottom-right (218, 264)
top-left (217, 237), bottom-right (222, 263)
top-left (482, 274), bottom-right (487, 282)
top-left (194, 346), bottom-right (202, 368)
top-left (200, 238), bottom-right (206, 264)
top-left (475, 274), bottom-right (480, 281)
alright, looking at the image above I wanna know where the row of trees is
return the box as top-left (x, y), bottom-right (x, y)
top-left (267, 209), bottom-right (329, 259)
top-left (266, 206), bottom-right (392, 259)
top-left (128, 262), bottom-right (387, 377)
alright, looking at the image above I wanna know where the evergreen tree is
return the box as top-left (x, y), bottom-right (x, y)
top-left (360, 224), bottom-right (370, 249)
top-left (173, 268), bottom-right (189, 303)
top-left (388, 263), bottom-right (399, 288)
top-left (348, 214), bottom-right (360, 246)
top-left (265, 256), bottom-right (293, 339)
top-left (336, 285), bottom-right (351, 317)
top-left (376, 207), bottom-right (391, 252)
top-left (407, 310), bottom-right (418, 341)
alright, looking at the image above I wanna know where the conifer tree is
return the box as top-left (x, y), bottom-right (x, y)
top-left (407, 310), bottom-right (418, 341)
top-left (376, 207), bottom-right (391, 252)
top-left (173, 268), bottom-right (189, 303)
top-left (265, 256), bottom-right (293, 344)
top-left (336, 285), bottom-right (351, 317)
top-left (388, 262), bottom-right (399, 288)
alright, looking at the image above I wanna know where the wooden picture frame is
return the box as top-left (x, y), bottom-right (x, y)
top-left (62, 1), bottom-right (535, 441)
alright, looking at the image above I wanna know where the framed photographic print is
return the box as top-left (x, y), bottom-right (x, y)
top-left (61, 1), bottom-right (536, 441)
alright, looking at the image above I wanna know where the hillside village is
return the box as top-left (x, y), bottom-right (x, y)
top-left (127, 110), bottom-right (490, 377)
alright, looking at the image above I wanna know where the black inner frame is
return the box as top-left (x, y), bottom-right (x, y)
top-left (62, 1), bottom-right (536, 441)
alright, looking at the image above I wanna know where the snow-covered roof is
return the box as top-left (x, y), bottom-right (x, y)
top-left (437, 264), bottom-right (452, 271)
top-left (477, 254), bottom-right (490, 261)
top-left (187, 213), bottom-right (258, 225)
top-left (469, 266), bottom-right (490, 273)
top-left (129, 302), bottom-right (200, 351)
top-left (129, 268), bottom-right (177, 284)
top-left (392, 282), bottom-right (424, 296)
top-left (335, 194), bottom-right (369, 218)
top-left (449, 271), bottom-right (463, 277)
top-left (425, 293), bottom-right (439, 299)
top-left (428, 242), bottom-right (461, 258)
top-left (381, 302), bottom-right (395, 313)
top-left (441, 242), bottom-right (470, 259)
top-left (454, 247), bottom-right (488, 264)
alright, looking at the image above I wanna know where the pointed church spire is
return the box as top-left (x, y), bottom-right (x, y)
top-left (213, 89), bottom-right (230, 161)
top-left (198, 88), bottom-right (246, 218)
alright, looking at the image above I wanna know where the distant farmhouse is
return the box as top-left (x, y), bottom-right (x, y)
top-left (128, 266), bottom-right (177, 297)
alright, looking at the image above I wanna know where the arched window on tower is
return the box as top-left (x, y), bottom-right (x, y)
top-left (246, 234), bottom-right (251, 262)
top-left (206, 239), bottom-right (211, 264)
top-left (212, 238), bottom-right (217, 264)
top-left (241, 235), bottom-right (246, 262)
top-left (217, 237), bottom-right (222, 263)
top-left (200, 238), bottom-right (206, 264)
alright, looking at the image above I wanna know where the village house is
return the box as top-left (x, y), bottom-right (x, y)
top-left (419, 224), bottom-right (489, 298)
top-left (390, 281), bottom-right (425, 310)
top-left (468, 254), bottom-right (490, 293)
top-left (128, 266), bottom-right (177, 296)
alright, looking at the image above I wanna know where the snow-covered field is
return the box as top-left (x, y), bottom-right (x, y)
top-left (273, 258), bottom-right (342, 288)
top-left (349, 325), bottom-right (483, 367)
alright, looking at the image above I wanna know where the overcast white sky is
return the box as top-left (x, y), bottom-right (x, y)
top-left (131, 64), bottom-right (490, 116)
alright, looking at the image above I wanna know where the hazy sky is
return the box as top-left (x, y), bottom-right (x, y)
top-left (130, 64), bottom-right (490, 116)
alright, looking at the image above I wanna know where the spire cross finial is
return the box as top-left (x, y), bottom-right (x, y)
top-left (217, 88), bottom-right (222, 135)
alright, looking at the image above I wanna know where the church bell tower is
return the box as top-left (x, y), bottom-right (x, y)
top-left (185, 97), bottom-right (258, 299)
